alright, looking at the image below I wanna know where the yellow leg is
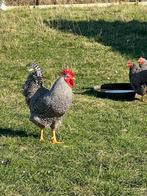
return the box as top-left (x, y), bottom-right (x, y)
top-left (140, 96), bottom-right (144, 102)
top-left (39, 129), bottom-right (45, 142)
top-left (51, 129), bottom-right (63, 144)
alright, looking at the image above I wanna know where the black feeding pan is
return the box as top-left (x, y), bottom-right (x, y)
top-left (93, 83), bottom-right (136, 101)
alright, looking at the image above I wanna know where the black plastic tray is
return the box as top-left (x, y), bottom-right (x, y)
top-left (93, 83), bottom-right (136, 101)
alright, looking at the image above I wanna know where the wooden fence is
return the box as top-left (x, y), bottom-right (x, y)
top-left (5, 0), bottom-right (145, 6)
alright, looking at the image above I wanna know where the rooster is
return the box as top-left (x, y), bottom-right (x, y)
top-left (22, 63), bottom-right (75, 144)
top-left (128, 60), bottom-right (147, 102)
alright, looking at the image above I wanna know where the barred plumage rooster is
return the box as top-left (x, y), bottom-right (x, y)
top-left (22, 63), bottom-right (75, 144)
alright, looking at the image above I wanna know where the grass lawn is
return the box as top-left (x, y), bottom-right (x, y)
top-left (0, 5), bottom-right (147, 195)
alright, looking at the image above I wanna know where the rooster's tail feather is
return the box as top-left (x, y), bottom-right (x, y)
top-left (26, 63), bottom-right (43, 78)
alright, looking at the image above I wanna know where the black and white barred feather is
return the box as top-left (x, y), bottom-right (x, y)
top-left (26, 63), bottom-right (43, 78)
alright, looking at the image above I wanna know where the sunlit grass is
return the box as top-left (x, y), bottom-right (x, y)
top-left (0, 5), bottom-right (147, 195)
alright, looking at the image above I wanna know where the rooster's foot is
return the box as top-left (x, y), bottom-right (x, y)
top-left (51, 129), bottom-right (64, 144)
top-left (51, 137), bottom-right (64, 144)
top-left (39, 138), bottom-right (45, 143)
top-left (140, 96), bottom-right (147, 102)
top-left (140, 96), bottom-right (144, 102)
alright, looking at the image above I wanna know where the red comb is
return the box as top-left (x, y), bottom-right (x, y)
top-left (127, 60), bottom-right (133, 68)
top-left (138, 57), bottom-right (145, 64)
top-left (61, 69), bottom-right (75, 78)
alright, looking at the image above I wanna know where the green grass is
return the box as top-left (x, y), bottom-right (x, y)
top-left (0, 5), bottom-right (147, 196)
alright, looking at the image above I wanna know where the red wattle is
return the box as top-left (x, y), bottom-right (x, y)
top-left (64, 78), bottom-right (74, 88)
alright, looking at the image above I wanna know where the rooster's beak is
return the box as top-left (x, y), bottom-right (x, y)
top-left (72, 77), bottom-right (75, 80)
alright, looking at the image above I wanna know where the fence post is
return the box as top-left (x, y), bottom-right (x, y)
top-left (36, 0), bottom-right (39, 6)
top-left (33, 0), bottom-right (39, 8)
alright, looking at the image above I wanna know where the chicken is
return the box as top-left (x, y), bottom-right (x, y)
top-left (138, 57), bottom-right (147, 70)
top-left (128, 60), bottom-right (147, 102)
top-left (22, 63), bottom-right (75, 144)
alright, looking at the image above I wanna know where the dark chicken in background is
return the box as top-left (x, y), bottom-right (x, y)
top-left (128, 58), bottom-right (147, 102)
top-left (138, 57), bottom-right (147, 70)
top-left (22, 63), bottom-right (75, 144)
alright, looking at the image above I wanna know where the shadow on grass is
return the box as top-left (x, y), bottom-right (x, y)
top-left (44, 19), bottom-right (147, 57)
top-left (75, 84), bottom-right (136, 101)
top-left (0, 128), bottom-right (38, 138)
